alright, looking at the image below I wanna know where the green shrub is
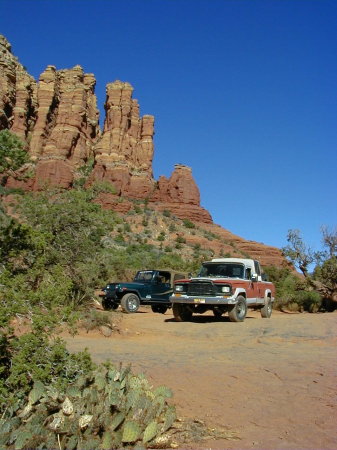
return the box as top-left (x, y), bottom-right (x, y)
top-left (0, 189), bottom-right (118, 309)
top-left (157, 231), bottom-right (166, 242)
top-left (124, 223), bottom-right (131, 232)
top-left (183, 219), bottom-right (195, 229)
top-left (81, 310), bottom-right (120, 332)
top-left (0, 130), bottom-right (30, 185)
top-left (91, 180), bottom-right (117, 195)
top-left (0, 330), bottom-right (94, 408)
top-left (264, 266), bottom-right (322, 312)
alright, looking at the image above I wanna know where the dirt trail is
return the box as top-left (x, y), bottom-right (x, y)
top-left (65, 309), bottom-right (337, 450)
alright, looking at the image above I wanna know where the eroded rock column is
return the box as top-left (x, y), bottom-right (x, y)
top-left (92, 80), bottom-right (155, 197)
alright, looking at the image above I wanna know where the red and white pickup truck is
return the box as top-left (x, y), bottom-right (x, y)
top-left (170, 258), bottom-right (275, 322)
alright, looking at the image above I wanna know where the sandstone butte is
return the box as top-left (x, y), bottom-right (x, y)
top-left (0, 35), bottom-right (286, 267)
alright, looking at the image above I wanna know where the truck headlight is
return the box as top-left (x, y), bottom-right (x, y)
top-left (175, 285), bottom-right (184, 292)
top-left (222, 286), bottom-right (230, 293)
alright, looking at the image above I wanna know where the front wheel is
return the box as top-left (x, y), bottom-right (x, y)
top-left (102, 298), bottom-right (119, 311)
top-left (228, 296), bottom-right (247, 322)
top-left (121, 293), bottom-right (140, 313)
top-left (260, 298), bottom-right (272, 318)
top-left (172, 303), bottom-right (193, 322)
top-left (151, 305), bottom-right (168, 314)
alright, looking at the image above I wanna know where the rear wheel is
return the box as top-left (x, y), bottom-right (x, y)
top-left (151, 305), bottom-right (168, 314)
top-left (228, 296), bottom-right (247, 322)
top-left (121, 293), bottom-right (140, 313)
top-left (172, 303), bottom-right (193, 322)
top-left (260, 298), bottom-right (272, 318)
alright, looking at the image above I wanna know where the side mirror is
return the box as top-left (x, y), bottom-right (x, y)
top-left (251, 274), bottom-right (258, 282)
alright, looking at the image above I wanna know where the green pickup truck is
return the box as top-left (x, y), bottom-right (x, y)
top-left (100, 269), bottom-right (188, 314)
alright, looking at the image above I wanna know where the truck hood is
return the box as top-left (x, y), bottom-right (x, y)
top-left (190, 277), bottom-right (240, 282)
top-left (105, 282), bottom-right (147, 290)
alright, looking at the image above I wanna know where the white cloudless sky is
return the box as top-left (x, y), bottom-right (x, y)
top-left (1, 0), bottom-right (336, 252)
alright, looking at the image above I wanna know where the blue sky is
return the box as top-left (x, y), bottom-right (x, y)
top-left (1, 0), bottom-right (336, 253)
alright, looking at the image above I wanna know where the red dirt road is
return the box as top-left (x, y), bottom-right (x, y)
top-left (65, 308), bottom-right (337, 450)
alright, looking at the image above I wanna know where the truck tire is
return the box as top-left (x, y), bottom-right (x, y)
top-left (121, 293), bottom-right (140, 313)
top-left (151, 305), bottom-right (168, 314)
top-left (260, 298), bottom-right (272, 318)
top-left (228, 296), bottom-right (247, 322)
top-left (172, 303), bottom-right (193, 322)
top-left (213, 307), bottom-right (223, 318)
top-left (102, 298), bottom-right (119, 311)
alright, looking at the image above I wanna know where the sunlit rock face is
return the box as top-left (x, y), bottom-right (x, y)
top-left (89, 80), bottom-right (155, 198)
top-left (0, 34), bottom-right (290, 268)
top-left (0, 35), bottom-right (207, 219)
top-left (1, 35), bottom-right (100, 189)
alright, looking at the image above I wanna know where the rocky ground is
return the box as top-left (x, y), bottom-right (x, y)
top-left (65, 308), bottom-right (337, 450)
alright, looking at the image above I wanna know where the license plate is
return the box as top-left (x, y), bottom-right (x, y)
top-left (194, 298), bottom-right (205, 303)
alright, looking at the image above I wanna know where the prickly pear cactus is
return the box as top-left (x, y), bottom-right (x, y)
top-left (0, 362), bottom-right (178, 449)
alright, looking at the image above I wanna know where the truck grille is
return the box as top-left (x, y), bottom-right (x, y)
top-left (187, 281), bottom-right (215, 296)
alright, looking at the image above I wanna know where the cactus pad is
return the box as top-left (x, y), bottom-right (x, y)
top-left (122, 421), bottom-right (141, 443)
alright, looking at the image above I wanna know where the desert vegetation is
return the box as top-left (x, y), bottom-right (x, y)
top-left (0, 130), bottom-right (335, 448)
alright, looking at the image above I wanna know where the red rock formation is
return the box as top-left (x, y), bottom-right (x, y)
top-left (31, 65), bottom-right (99, 189)
top-left (90, 80), bottom-right (155, 198)
top-left (0, 35), bottom-right (36, 134)
top-left (0, 36), bottom-right (99, 189)
top-left (149, 164), bottom-right (212, 223)
top-left (0, 35), bottom-right (289, 268)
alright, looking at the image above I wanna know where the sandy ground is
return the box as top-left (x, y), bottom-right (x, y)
top-left (65, 308), bottom-right (337, 450)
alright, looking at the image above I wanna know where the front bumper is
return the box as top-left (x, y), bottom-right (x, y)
top-left (170, 294), bottom-right (237, 305)
top-left (102, 293), bottom-right (118, 302)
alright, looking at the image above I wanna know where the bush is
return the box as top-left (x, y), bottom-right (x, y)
top-left (264, 266), bottom-right (322, 312)
top-left (0, 130), bottom-right (30, 185)
top-left (0, 189), bottom-right (118, 309)
top-left (183, 219), bottom-right (195, 229)
top-left (157, 231), bottom-right (166, 242)
top-left (0, 329), bottom-right (94, 408)
top-left (81, 310), bottom-right (120, 332)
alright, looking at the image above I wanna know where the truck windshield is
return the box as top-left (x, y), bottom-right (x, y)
top-left (199, 263), bottom-right (244, 279)
top-left (133, 271), bottom-right (155, 282)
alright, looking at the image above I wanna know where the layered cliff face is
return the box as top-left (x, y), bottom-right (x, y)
top-left (1, 34), bottom-right (100, 189)
top-left (89, 80), bottom-right (155, 199)
top-left (0, 35), bottom-right (36, 135)
top-left (0, 35), bottom-right (287, 266)
top-left (0, 35), bottom-right (208, 220)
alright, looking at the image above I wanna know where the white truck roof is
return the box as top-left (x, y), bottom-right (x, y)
top-left (209, 258), bottom-right (256, 267)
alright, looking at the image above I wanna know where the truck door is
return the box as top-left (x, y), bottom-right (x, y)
top-left (254, 261), bottom-right (264, 300)
top-left (245, 267), bottom-right (259, 304)
top-left (150, 271), bottom-right (172, 302)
